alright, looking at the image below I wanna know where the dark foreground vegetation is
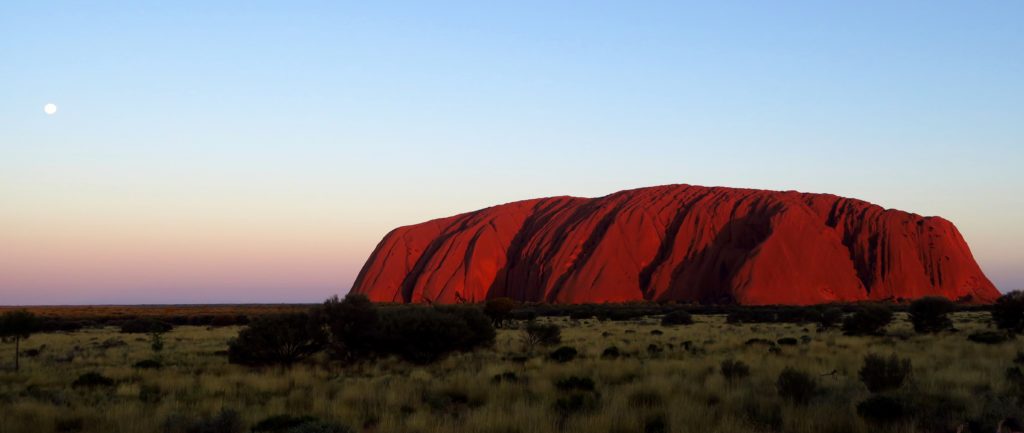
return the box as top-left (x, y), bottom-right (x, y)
top-left (2, 293), bottom-right (1024, 433)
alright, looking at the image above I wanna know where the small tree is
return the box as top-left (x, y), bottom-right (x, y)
top-left (992, 291), bottom-right (1024, 333)
top-left (858, 354), bottom-right (912, 393)
top-left (228, 313), bottom-right (326, 367)
top-left (908, 296), bottom-right (954, 333)
top-left (523, 322), bottom-right (561, 351)
top-left (0, 310), bottom-right (40, 372)
top-left (484, 298), bottom-right (517, 328)
top-left (842, 304), bottom-right (893, 336)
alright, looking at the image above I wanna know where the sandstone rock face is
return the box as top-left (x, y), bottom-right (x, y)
top-left (351, 185), bottom-right (998, 305)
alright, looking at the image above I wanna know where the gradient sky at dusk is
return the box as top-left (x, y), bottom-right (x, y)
top-left (2, 1), bottom-right (1022, 304)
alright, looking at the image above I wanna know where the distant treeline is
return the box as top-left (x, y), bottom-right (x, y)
top-left (498, 301), bottom-right (991, 324)
top-left (2, 299), bottom-right (994, 333)
top-left (0, 304), bottom-right (313, 332)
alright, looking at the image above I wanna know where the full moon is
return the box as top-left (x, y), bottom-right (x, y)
top-left (44, 103), bottom-right (58, 115)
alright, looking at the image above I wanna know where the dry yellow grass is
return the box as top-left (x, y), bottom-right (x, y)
top-left (0, 312), bottom-right (1019, 433)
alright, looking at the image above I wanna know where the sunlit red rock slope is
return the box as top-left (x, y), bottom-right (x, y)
top-left (351, 185), bottom-right (998, 305)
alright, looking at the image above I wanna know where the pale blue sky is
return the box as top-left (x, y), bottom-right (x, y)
top-left (1, 1), bottom-right (1022, 304)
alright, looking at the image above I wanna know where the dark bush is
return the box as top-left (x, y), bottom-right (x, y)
top-left (818, 307), bottom-right (844, 330)
top-left (523, 322), bottom-right (562, 349)
top-left (661, 310), bottom-right (693, 326)
top-left (776, 368), bottom-right (816, 405)
top-left (483, 298), bottom-right (517, 328)
top-left (491, 371), bottom-right (519, 384)
top-left (98, 338), bottom-right (127, 349)
top-left (374, 306), bottom-right (495, 364)
top-left (208, 316), bottom-right (243, 328)
top-left (726, 307), bottom-right (822, 324)
top-left (745, 338), bottom-right (775, 347)
top-left (139, 384), bottom-right (162, 403)
top-left (569, 309), bottom-right (594, 321)
top-left (909, 393), bottom-right (968, 433)
top-left (284, 421), bottom-right (354, 433)
top-left (601, 346), bottom-right (621, 359)
top-left (992, 291), bottom-right (1024, 333)
top-left (968, 331), bottom-right (1010, 345)
top-left (858, 354), bottom-right (912, 393)
top-left (646, 344), bottom-right (663, 356)
top-left (72, 372), bottom-right (115, 388)
top-left (315, 294), bottom-right (380, 362)
top-left (909, 296), bottom-right (955, 333)
top-left (643, 413), bottom-right (668, 433)
top-left (119, 319), bottom-right (173, 334)
top-left (251, 415), bottom-right (318, 432)
top-left (38, 318), bottom-right (85, 333)
top-left (721, 359), bottom-right (751, 382)
top-left (743, 401), bottom-right (783, 431)
top-left (549, 346), bottom-right (578, 363)
top-left (776, 337), bottom-right (798, 346)
top-left (55, 417), bottom-right (85, 433)
top-left (555, 376), bottom-right (595, 392)
top-left (856, 395), bottom-right (908, 424)
top-left (509, 309), bottom-right (538, 321)
top-left (1007, 367), bottom-right (1024, 400)
top-left (162, 409), bottom-right (243, 433)
top-left (133, 359), bottom-right (162, 369)
top-left (227, 313), bottom-right (326, 367)
top-left (842, 305), bottom-right (893, 336)
top-left (553, 393), bottom-right (601, 417)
